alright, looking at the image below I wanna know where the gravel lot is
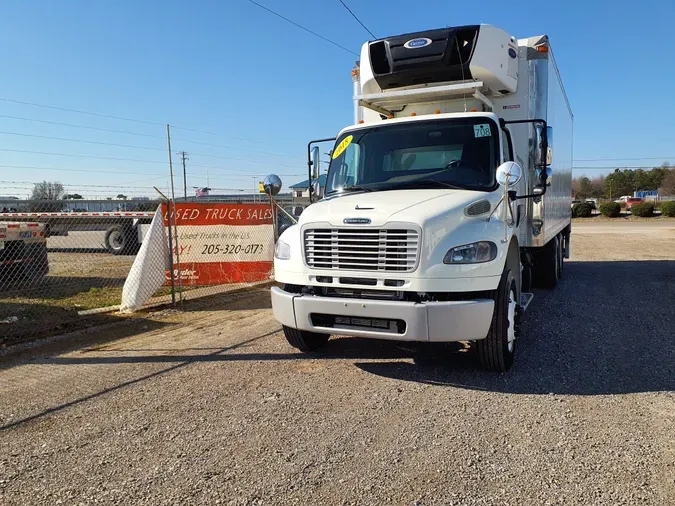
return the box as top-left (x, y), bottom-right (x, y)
top-left (1, 222), bottom-right (674, 505)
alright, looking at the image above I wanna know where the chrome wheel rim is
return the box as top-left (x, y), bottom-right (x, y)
top-left (109, 230), bottom-right (124, 250)
top-left (507, 289), bottom-right (516, 352)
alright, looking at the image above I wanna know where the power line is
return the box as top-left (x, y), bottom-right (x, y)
top-left (0, 185), bottom-right (156, 195)
top-left (0, 148), bottom-right (168, 164)
top-left (2, 97), bottom-right (672, 165)
top-left (186, 151), bottom-right (300, 167)
top-left (246, 0), bottom-right (359, 56)
top-left (0, 180), bottom-right (165, 189)
top-left (0, 159), bottom-right (306, 180)
top-left (0, 164), bottom-right (160, 176)
top-left (0, 98), bottom-right (293, 150)
top-left (0, 130), bottom-right (164, 152)
top-left (0, 114), bottom-right (304, 160)
top-left (337, 0), bottom-right (376, 39)
top-left (574, 157), bottom-right (674, 162)
top-left (0, 114), bottom-right (165, 139)
top-left (0, 98), bottom-right (163, 126)
top-left (172, 137), bottom-right (303, 160)
top-left (0, 143), bottom-right (301, 168)
top-left (169, 125), bottom-right (290, 149)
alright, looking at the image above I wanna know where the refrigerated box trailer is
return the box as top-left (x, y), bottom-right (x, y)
top-left (272, 24), bottom-right (573, 371)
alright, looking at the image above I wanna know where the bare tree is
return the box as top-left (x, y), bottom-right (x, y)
top-left (31, 181), bottom-right (64, 200)
top-left (30, 181), bottom-right (65, 211)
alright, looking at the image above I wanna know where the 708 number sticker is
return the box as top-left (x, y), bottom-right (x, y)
top-left (473, 124), bottom-right (492, 138)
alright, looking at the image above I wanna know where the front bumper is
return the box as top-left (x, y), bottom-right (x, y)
top-left (271, 287), bottom-right (494, 342)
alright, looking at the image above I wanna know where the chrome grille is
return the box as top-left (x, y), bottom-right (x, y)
top-left (304, 228), bottom-right (420, 272)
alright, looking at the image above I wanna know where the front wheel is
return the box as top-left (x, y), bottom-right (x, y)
top-left (475, 269), bottom-right (519, 372)
top-left (283, 326), bottom-right (330, 352)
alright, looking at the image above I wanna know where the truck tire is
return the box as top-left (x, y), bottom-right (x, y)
top-left (475, 268), bottom-right (518, 372)
top-left (283, 325), bottom-right (330, 352)
top-left (105, 225), bottom-right (140, 255)
top-left (533, 235), bottom-right (560, 289)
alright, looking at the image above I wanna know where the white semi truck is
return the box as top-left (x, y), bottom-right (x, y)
top-left (271, 24), bottom-right (573, 371)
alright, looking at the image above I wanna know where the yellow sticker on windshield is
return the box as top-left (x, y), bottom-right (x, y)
top-left (332, 135), bottom-right (353, 159)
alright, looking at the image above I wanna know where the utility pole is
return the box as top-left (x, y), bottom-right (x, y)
top-left (178, 151), bottom-right (189, 200)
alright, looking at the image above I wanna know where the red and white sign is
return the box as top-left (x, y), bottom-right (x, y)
top-left (161, 203), bottom-right (274, 286)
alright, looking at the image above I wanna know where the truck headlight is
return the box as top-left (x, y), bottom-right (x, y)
top-left (444, 241), bottom-right (497, 264)
top-left (274, 239), bottom-right (291, 260)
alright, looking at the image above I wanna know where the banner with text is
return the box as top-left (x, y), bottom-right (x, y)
top-left (162, 203), bottom-right (274, 286)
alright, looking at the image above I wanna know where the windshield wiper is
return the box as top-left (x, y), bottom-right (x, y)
top-left (391, 179), bottom-right (465, 190)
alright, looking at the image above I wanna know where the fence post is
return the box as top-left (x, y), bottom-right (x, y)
top-left (155, 188), bottom-right (176, 306)
top-left (166, 124), bottom-right (184, 306)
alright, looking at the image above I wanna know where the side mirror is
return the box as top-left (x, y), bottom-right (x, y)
top-left (263, 174), bottom-right (282, 196)
top-left (496, 161), bottom-right (522, 187)
top-left (311, 146), bottom-right (321, 180)
top-left (312, 180), bottom-right (323, 200)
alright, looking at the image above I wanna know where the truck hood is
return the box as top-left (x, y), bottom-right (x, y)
top-left (298, 189), bottom-right (497, 227)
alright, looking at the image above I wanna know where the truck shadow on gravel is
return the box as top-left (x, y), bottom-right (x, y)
top-left (354, 260), bottom-right (675, 396)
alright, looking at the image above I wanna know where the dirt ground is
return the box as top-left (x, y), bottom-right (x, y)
top-left (1, 222), bottom-right (674, 505)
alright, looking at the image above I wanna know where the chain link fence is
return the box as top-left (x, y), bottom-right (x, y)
top-left (0, 197), bottom-right (308, 348)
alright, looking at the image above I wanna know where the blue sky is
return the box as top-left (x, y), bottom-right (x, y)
top-left (1, 0), bottom-right (674, 198)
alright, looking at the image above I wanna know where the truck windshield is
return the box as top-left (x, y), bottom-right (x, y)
top-left (325, 118), bottom-right (499, 195)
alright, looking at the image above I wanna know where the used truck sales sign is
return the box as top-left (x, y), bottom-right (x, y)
top-left (162, 203), bottom-right (274, 286)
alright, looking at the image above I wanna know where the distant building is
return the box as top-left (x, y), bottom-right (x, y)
top-left (289, 174), bottom-right (328, 199)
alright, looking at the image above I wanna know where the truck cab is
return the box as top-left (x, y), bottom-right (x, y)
top-left (271, 24), bottom-right (573, 371)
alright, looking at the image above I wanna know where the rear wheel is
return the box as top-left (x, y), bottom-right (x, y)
top-left (283, 325), bottom-right (330, 352)
top-left (105, 225), bottom-right (139, 255)
top-left (476, 269), bottom-right (519, 372)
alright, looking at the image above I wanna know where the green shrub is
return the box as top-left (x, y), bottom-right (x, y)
top-left (660, 201), bottom-right (675, 217)
top-left (599, 202), bottom-right (621, 217)
top-left (572, 202), bottom-right (593, 218)
top-left (630, 202), bottom-right (654, 217)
